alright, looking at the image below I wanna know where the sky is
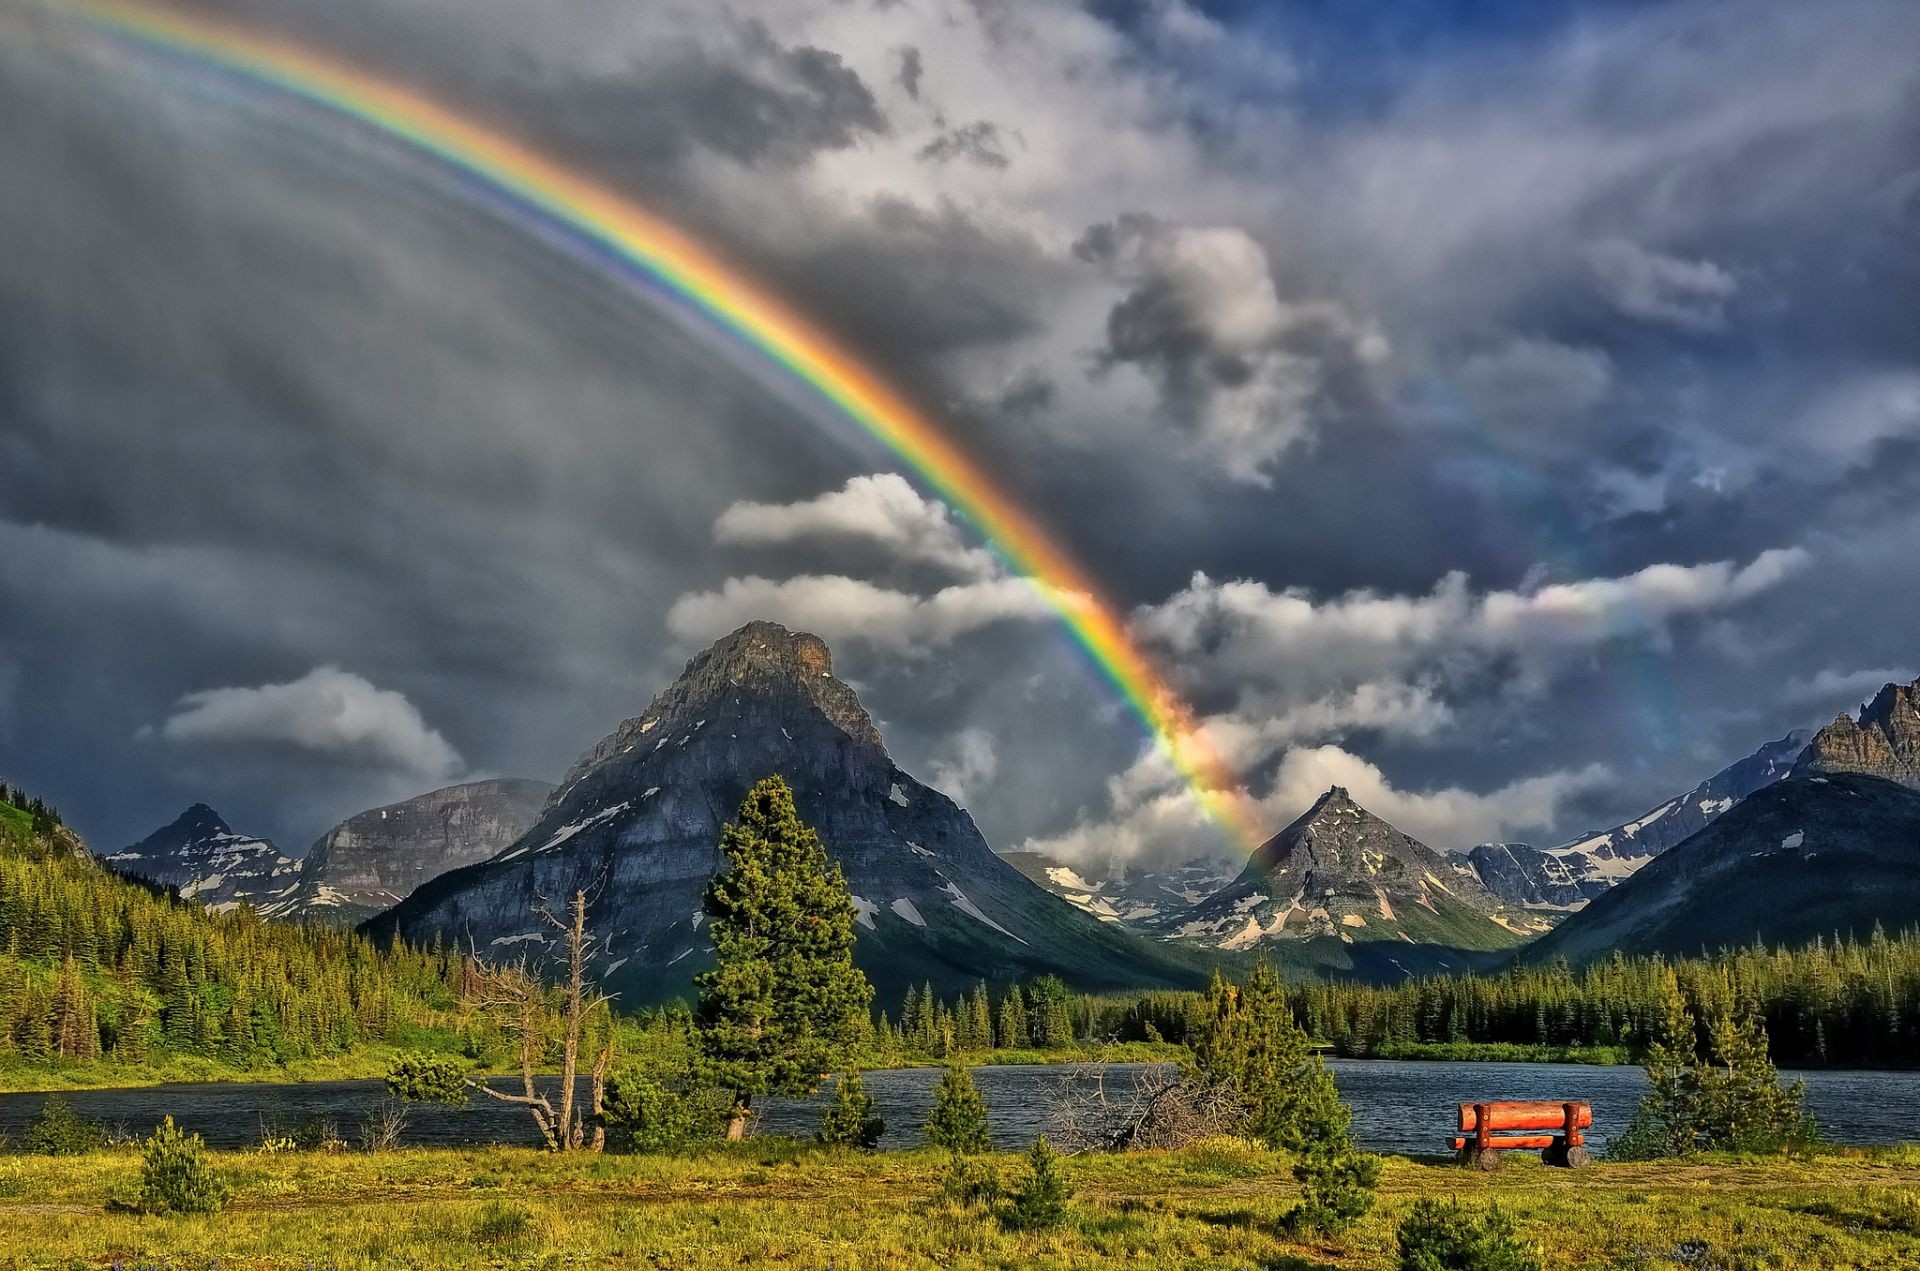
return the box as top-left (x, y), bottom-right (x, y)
top-left (1, 0), bottom-right (1916, 871)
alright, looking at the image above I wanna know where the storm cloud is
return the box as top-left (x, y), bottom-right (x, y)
top-left (1, 0), bottom-right (1915, 871)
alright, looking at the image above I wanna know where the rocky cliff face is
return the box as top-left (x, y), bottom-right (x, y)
top-left (1797, 678), bottom-right (1920, 789)
top-left (104, 804), bottom-right (302, 913)
top-left (1165, 787), bottom-right (1541, 975)
top-left (1468, 730), bottom-right (1810, 908)
top-left (1528, 772), bottom-right (1920, 965)
top-left (364, 622), bottom-right (1202, 1001)
top-left (283, 778), bottom-right (553, 924)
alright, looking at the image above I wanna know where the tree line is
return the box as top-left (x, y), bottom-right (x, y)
top-left (0, 782), bottom-right (469, 1069)
top-left (1077, 930), bottom-right (1920, 1068)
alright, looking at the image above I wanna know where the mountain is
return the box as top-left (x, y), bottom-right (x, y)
top-left (1527, 772), bottom-right (1920, 965)
top-left (1796, 677), bottom-right (1920, 788)
top-left (281, 778), bottom-right (554, 924)
top-left (364, 622), bottom-right (1208, 1001)
top-left (1162, 787), bottom-right (1542, 977)
top-left (999, 850), bottom-right (1235, 930)
top-left (1466, 730), bottom-right (1811, 908)
top-left (103, 804), bottom-right (303, 914)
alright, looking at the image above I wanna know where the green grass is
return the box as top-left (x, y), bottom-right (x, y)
top-left (4, 1140), bottom-right (1920, 1268)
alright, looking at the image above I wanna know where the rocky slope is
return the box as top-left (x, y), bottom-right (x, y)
top-left (999, 851), bottom-right (1235, 930)
top-left (282, 778), bottom-right (553, 924)
top-left (1467, 730), bottom-right (1810, 908)
top-left (1527, 772), bottom-right (1920, 964)
top-left (103, 804), bottom-right (302, 914)
top-left (1162, 787), bottom-right (1542, 977)
top-left (1796, 677), bottom-right (1920, 789)
top-left (364, 622), bottom-right (1208, 1001)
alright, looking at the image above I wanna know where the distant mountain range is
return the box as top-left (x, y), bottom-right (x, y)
top-left (998, 852), bottom-right (1236, 929)
top-left (102, 780), bottom-right (551, 924)
top-left (365, 622), bottom-right (1208, 1001)
top-left (1527, 771), bottom-right (1920, 963)
top-left (1531, 674), bottom-right (1920, 964)
top-left (88, 643), bottom-right (1920, 990)
top-left (1465, 731), bottom-right (1811, 909)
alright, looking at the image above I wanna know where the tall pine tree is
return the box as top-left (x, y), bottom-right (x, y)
top-left (693, 777), bottom-right (873, 1138)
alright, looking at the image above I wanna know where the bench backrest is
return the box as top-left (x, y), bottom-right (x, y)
top-left (1455, 1100), bottom-right (1591, 1132)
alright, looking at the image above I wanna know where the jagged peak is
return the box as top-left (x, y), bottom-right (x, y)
top-left (164, 803), bottom-right (232, 837)
top-left (556, 622), bottom-right (884, 791)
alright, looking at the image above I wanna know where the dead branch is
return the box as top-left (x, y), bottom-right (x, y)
top-left (1046, 1065), bottom-right (1248, 1154)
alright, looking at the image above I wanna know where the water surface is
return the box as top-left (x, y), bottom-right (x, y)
top-left (3, 1061), bottom-right (1914, 1156)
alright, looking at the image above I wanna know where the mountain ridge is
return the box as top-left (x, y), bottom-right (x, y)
top-left (365, 621), bottom-right (1209, 1000)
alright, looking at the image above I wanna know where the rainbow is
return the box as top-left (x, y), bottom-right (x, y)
top-left (50, 0), bottom-right (1266, 854)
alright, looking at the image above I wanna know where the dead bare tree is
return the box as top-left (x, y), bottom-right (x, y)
top-left (1047, 1065), bottom-right (1248, 1155)
top-left (459, 889), bottom-right (616, 1152)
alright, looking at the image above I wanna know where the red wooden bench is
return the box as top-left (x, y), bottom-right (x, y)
top-left (1451, 1100), bottom-right (1591, 1170)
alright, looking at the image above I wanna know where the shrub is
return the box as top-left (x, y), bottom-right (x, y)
top-left (816, 1070), bottom-right (884, 1150)
top-left (925, 1063), bottom-right (991, 1154)
top-left (940, 1153), bottom-right (1002, 1207)
top-left (1610, 993), bottom-right (1816, 1160)
top-left (385, 1051), bottom-right (469, 1106)
top-left (1396, 1198), bottom-right (1541, 1271)
top-left (603, 1066), bottom-right (726, 1152)
top-left (1285, 1133), bottom-right (1381, 1235)
top-left (25, 1095), bottom-right (104, 1156)
top-left (999, 1135), bottom-right (1072, 1230)
top-left (136, 1117), bottom-right (228, 1215)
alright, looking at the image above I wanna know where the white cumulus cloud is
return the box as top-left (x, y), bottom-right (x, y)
top-left (156, 666), bottom-right (463, 780)
top-left (666, 574), bottom-right (1063, 653)
top-left (713, 473), bottom-right (999, 580)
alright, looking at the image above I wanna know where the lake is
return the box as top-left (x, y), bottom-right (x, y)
top-left (4, 1061), bottom-right (1917, 1156)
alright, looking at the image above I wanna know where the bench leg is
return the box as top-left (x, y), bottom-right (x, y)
top-left (1542, 1136), bottom-right (1591, 1168)
top-left (1457, 1145), bottom-right (1501, 1171)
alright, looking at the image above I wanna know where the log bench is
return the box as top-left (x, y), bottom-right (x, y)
top-left (1451, 1100), bottom-right (1591, 1170)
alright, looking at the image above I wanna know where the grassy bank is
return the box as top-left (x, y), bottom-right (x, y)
top-left (0, 1041), bottom-right (1190, 1095)
top-left (1348, 1041), bottom-right (1637, 1065)
top-left (4, 1140), bottom-right (1920, 1267)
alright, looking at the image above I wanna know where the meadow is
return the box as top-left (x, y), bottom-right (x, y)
top-left (4, 1137), bottom-right (1920, 1268)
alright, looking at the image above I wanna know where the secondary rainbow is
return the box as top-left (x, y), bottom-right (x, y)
top-left (55, 0), bottom-right (1266, 854)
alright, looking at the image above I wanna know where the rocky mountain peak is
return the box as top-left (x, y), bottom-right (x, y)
top-left (104, 804), bottom-right (300, 914)
top-left (1165, 786), bottom-right (1538, 961)
top-left (556, 622), bottom-right (882, 793)
top-left (167, 803), bottom-right (232, 839)
top-left (1797, 676), bottom-right (1920, 789)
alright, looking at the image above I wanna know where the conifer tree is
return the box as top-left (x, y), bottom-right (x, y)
top-left (997, 988), bottom-right (1029, 1049)
top-left (925, 1062), bottom-right (991, 1154)
top-left (1000, 1135), bottom-right (1071, 1230)
top-left (967, 984), bottom-right (993, 1051)
top-left (817, 1070), bottom-right (884, 1149)
top-left (1192, 963), bottom-right (1352, 1153)
top-left (693, 777), bottom-right (873, 1139)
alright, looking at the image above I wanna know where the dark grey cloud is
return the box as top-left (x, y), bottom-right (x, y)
top-left (897, 46), bottom-right (923, 101)
top-left (2, 0), bottom-right (1917, 870)
top-left (918, 120), bottom-right (1011, 170)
